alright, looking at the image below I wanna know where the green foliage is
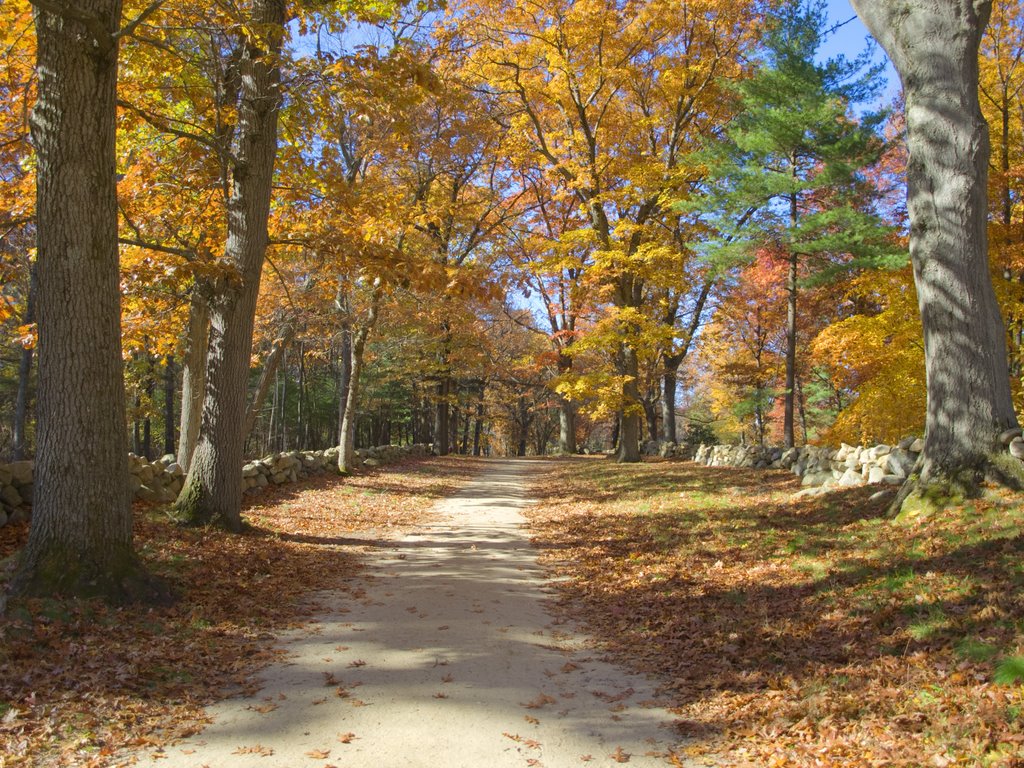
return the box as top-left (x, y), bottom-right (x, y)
top-left (994, 656), bottom-right (1024, 686)
top-left (682, 421), bottom-right (717, 447)
top-left (687, 0), bottom-right (902, 279)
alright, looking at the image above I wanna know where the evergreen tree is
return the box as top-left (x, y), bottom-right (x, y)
top-left (696, 0), bottom-right (901, 448)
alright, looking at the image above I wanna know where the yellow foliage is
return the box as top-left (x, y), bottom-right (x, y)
top-left (811, 268), bottom-right (926, 444)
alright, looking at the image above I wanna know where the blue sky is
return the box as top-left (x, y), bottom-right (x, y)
top-left (822, 0), bottom-right (899, 101)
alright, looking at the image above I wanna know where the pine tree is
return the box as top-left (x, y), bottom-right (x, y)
top-left (696, 0), bottom-right (901, 448)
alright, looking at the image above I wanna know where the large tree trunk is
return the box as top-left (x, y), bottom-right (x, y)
top-left (177, 292), bottom-right (208, 472)
top-left (852, 0), bottom-right (1022, 510)
top-left (12, 260), bottom-right (37, 461)
top-left (12, 0), bottom-right (164, 602)
top-left (175, 0), bottom-right (285, 531)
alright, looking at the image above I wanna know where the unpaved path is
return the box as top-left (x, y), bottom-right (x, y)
top-left (141, 459), bottom-right (683, 767)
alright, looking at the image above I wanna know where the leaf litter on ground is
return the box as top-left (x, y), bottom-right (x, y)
top-left (524, 457), bottom-right (1024, 767)
top-left (0, 456), bottom-right (478, 767)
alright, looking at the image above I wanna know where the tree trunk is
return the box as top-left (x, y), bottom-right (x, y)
top-left (852, 0), bottom-right (1022, 510)
top-left (434, 378), bottom-right (450, 455)
top-left (616, 347), bottom-right (642, 462)
top-left (337, 325), bottom-right (352, 445)
top-left (175, 0), bottom-right (285, 531)
top-left (12, 260), bottom-right (37, 461)
top-left (643, 398), bottom-right (658, 444)
top-left (142, 360), bottom-right (153, 460)
top-left (12, 0), bottom-right (164, 602)
top-left (163, 355), bottom-right (175, 456)
top-left (661, 368), bottom-right (678, 445)
top-left (783, 200), bottom-right (798, 450)
top-left (557, 398), bottom-right (576, 455)
top-left (244, 323), bottom-right (293, 440)
top-left (338, 281), bottom-right (383, 474)
top-left (473, 387), bottom-right (484, 456)
top-left (177, 292), bottom-right (209, 472)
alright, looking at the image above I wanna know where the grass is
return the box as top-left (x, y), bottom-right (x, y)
top-left (525, 457), bottom-right (1024, 767)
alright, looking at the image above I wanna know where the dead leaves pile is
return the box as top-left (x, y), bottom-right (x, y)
top-left (0, 456), bottom-right (476, 767)
top-left (525, 458), bottom-right (1024, 767)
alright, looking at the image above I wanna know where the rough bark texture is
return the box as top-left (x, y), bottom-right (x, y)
top-left (852, 0), bottom-right (1022, 509)
top-left (11, 0), bottom-right (164, 602)
top-left (177, 293), bottom-right (209, 472)
top-left (175, 0), bottom-right (285, 531)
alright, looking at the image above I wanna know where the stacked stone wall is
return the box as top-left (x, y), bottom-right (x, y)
top-left (0, 443), bottom-right (431, 529)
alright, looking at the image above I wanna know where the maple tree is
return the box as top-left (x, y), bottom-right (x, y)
top-left (458, 0), bottom-right (758, 461)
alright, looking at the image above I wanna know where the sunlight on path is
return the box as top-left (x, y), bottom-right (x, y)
top-left (136, 459), bottom-right (684, 767)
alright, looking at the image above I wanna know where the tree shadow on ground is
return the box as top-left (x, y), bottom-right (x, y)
top-left (527, 458), bottom-right (1024, 762)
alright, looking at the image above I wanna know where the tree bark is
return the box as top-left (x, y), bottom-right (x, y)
top-left (244, 323), bottom-right (293, 440)
top-left (784, 199), bottom-right (798, 450)
top-left (12, 0), bottom-right (164, 602)
top-left (337, 281), bottom-right (383, 474)
top-left (616, 346), bottom-right (642, 462)
top-left (434, 378), bottom-right (450, 455)
top-left (554, 348), bottom-right (577, 454)
top-left (175, 0), bottom-right (285, 531)
top-left (177, 292), bottom-right (208, 472)
top-left (852, 0), bottom-right (1022, 509)
top-left (661, 368), bottom-right (678, 445)
top-left (473, 386), bottom-right (484, 456)
top-left (12, 260), bottom-right (37, 461)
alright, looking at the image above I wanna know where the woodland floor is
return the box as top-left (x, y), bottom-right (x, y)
top-left (526, 457), bottom-right (1024, 767)
top-left (1, 456), bottom-right (1024, 767)
top-left (0, 457), bottom-right (476, 767)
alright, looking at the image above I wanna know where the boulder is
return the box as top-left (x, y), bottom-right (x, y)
top-left (9, 460), bottom-right (32, 486)
top-left (886, 449), bottom-right (915, 478)
top-left (909, 438), bottom-right (925, 453)
top-left (136, 485), bottom-right (160, 503)
top-left (7, 507), bottom-right (28, 525)
top-left (363, 457), bottom-right (381, 467)
top-left (801, 471), bottom-right (833, 487)
top-left (1, 484), bottom-right (22, 508)
top-left (1000, 427), bottom-right (1024, 446)
top-left (1010, 437), bottom-right (1024, 461)
top-left (838, 468), bottom-right (865, 487)
top-left (867, 465), bottom-right (886, 485)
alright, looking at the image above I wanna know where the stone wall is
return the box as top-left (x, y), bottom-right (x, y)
top-left (0, 443), bottom-right (431, 530)
top-left (687, 429), bottom-right (1024, 497)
